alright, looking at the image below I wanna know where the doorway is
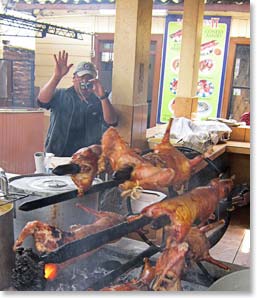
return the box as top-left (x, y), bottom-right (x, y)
top-left (93, 33), bottom-right (163, 128)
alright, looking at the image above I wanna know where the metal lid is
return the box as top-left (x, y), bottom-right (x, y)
top-left (9, 175), bottom-right (103, 197)
top-left (208, 269), bottom-right (250, 291)
top-left (9, 175), bottom-right (77, 196)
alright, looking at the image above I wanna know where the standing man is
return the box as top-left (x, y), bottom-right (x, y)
top-left (37, 50), bottom-right (118, 157)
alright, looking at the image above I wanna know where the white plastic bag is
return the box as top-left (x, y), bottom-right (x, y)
top-left (169, 117), bottom-right (198, 139)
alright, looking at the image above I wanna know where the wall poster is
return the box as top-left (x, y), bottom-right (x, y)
top-left (157, 15), bottom-right (231, 123)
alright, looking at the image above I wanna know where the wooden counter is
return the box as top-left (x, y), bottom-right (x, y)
top-left (225, 141), bottom-right (250, 155)
top-left (224, 141), bottom-right (250, 186)
top-left (207, 141), bottom-right (250, 158)
top-left (194, 141), bottom-right (250, 175)
top-left (193, 141), bottom-right (250, 186)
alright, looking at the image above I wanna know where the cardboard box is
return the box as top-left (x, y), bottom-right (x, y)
top-left (230, 126), bottom-right (250, 142)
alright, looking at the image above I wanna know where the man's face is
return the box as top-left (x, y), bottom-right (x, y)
top-left (73, 74), bottom-right (94, 97)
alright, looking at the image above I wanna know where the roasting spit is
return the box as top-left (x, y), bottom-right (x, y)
top-left (8, 172), bottom-right (249, 291)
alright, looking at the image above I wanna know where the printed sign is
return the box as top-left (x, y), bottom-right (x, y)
top-left (157, 15), bottom-right (231, 123)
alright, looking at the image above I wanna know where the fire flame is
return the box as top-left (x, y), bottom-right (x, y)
top-left (44, 263), bottom-right (58, 281)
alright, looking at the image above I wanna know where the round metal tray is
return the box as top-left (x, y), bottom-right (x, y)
top-left (9, 175), bottom-right (76, 196)
top-left (208, 269), bottom-right (250, 291)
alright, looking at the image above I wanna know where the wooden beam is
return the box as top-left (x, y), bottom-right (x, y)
top-left (174, 0), bottom-right (204, 119)
top-left (111, 0), bottom-right (153, 149)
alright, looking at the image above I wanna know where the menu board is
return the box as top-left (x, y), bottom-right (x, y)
top-left (157, 15), bottom-right (231, 123)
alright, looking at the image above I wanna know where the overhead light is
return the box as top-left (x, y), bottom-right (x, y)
top-left (152, 9), bottom-right (168, 17)
top-left (99, 9), bottom-right (116, 16)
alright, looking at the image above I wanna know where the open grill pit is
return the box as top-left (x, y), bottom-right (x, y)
top-left (9, 181), bottom-right (247, 292)
top-left (11, 237), bottom-right (244, 292)
top-left (11, 240), bottom-right (159, 291)
top-left (12, 246), bottom-right (128, 291)
top-left (7, 165), bottom-right (248, 291)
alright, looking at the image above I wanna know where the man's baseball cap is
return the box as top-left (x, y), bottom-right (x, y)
top-left (74, 61), bottom-right (97, 78)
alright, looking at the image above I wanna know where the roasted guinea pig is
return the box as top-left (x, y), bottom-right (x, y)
top-left (53, 145), bottom-right (102, 197)
top-left (101, 243), bottom-right (188, 291)
top-left (14, 204), bottom-right (124, 252)
top-left (152, 242), bottom-right (189, 291)
top-left (98, 127), bottom-right (175, 195)
top-left (143, 118), bottom-right (204, 189)
top-left (70, 145), bottom-right (102, 196)
top-left (98, 127), bottom-right (148, 173)
top-left (185, 221), bottom-right (230, 271)
top-left (129, 177), bottom-right (234, 242)
top-left (13, 204), bottom-right (124, 269)
top-left (152, 223), bottom-right (229, 291)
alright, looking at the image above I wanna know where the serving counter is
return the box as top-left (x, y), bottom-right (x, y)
top-left (197, 141), bottom-right (250, 186)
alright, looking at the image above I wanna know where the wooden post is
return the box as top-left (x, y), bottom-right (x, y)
top-left (174, 0), bottom-right (205, 119)
top-left (111, 0), bottom-right (153, 149)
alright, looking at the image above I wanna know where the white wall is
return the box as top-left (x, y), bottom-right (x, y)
top-left (33, 13), bottom-right (250, 88)
top-left (230, 17), bottom-right (250, 37)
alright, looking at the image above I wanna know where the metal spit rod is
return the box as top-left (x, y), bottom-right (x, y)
top-left (18, 179), bottom-right (125, 211)
top-left (40, 215), bottom-right (170, 264)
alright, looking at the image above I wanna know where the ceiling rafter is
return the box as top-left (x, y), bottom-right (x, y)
top-left (0, 0), bottom-right (249, 38)
top-left (0, 13), bottom-right (93, 39)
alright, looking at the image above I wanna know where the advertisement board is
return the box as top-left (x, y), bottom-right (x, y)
top-left (157, 15), bottom-right (231, 123)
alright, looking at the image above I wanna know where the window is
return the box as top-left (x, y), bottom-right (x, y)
top-left (228, 44), bottom-right (250, 121)
top-left (94, 34), bottom-right (163, 127)
top-left (221, 37), bottom-right (250, 122)
top-left (98, 40), bottom-right (114, 91)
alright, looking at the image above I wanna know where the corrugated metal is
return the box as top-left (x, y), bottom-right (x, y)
top-left (0, 111), bottom-right (45, 174)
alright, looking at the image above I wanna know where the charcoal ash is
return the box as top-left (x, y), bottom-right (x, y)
top-left (11, 247), bottom-right (46, 291)
top-left (44, 248), bottom-right (130, 291)
top-left (45, 259), bottom-right (118, 291)
top-left (99, 260), bottom-right (122, 271)
top-left (115, 267), bottom-right (141, 284)
top-left (181, 280), bottom-right (207, 291)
